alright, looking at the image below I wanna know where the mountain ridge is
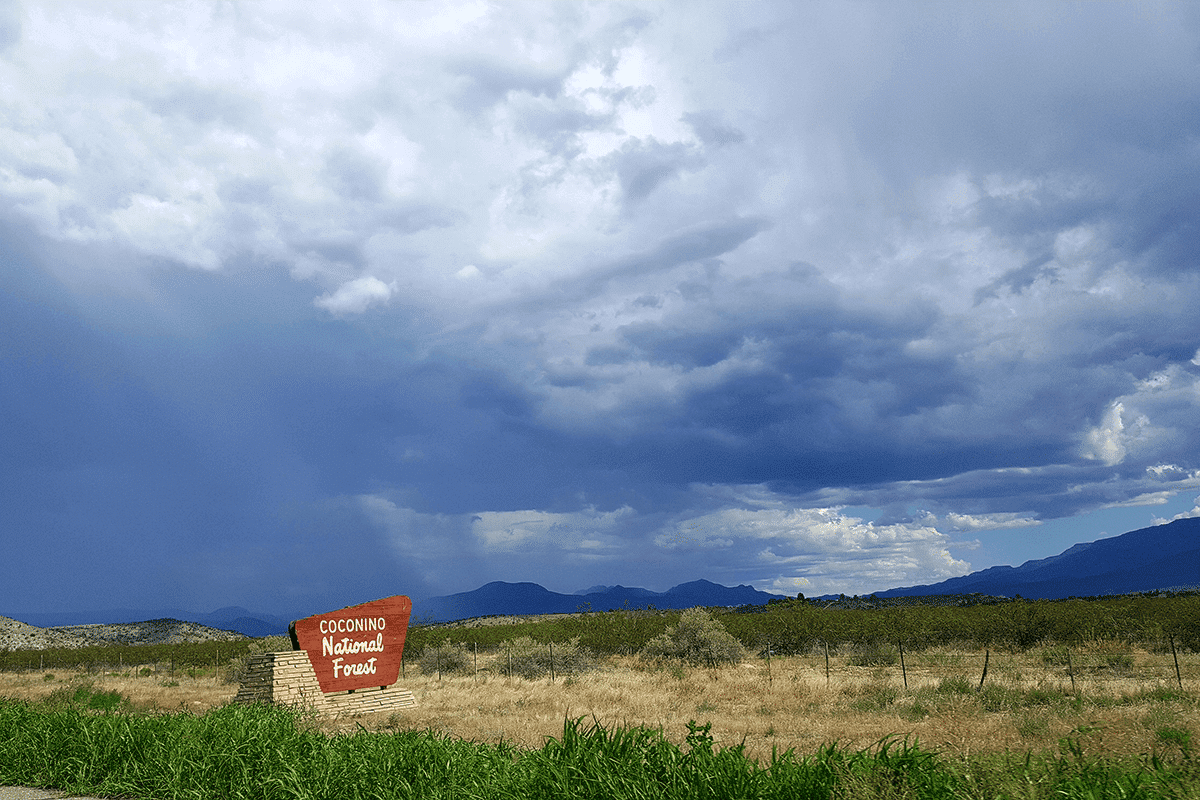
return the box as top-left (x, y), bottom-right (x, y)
top-left (411, 578), bottom-right (777, 622)
top-left (874, 516), bottom-right (1200, 599)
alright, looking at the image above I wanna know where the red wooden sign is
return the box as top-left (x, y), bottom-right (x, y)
top-left (289, 595), bottom-right (412, 694)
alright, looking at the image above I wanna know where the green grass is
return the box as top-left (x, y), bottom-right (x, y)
top-left (2, 697), bottom-right (1198, 800)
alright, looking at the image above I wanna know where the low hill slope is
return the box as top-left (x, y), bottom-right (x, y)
top-left (0, 616), bottom-right (246, 651)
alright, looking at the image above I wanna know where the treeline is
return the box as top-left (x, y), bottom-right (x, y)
top-left (0, 639), bottom-right (253, 673)
top-left (407, 592), bottom-right (1200, 656)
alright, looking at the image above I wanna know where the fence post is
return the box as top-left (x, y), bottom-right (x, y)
top-left (898, 641), bottom-right (907, 690)
top-left (977, 650), bottom-right (989, 692)
top-left (1170, 635), bottom-right (1183, 691)
top-left (1067, 650), bottom-right (1076, 694)
top-left (824, 641), bottom-right (830, 687)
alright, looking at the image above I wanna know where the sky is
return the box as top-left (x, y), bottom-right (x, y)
top-left (3, 1), bottom-right (1200, 620)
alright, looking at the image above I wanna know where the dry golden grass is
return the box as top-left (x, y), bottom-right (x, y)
top-left (0, 666), bottom-right (234, 713)
top-left (3, 646), bottom-right (1196, 764)
top-left (359, 649), bottom-right (1197, 762)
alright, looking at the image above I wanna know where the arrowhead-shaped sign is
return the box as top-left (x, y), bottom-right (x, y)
top-left (289, 595), bottom-right (412, 694)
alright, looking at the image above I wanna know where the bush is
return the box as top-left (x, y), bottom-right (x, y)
top-left (640, 608), bottom-right (746, 666)
top-left (224, 635), bottom-right (293, 684)
top-left (850, 682), bottom-right (899, 712)
top-left (417, 642), bottom-right (474, 676)
top-left (848, 642), bottom-right (899, 667)
top-left (42, 683), bottom-right (128, 713)
top-left (979, 684), bottom-right (1021, 713)
top-left (936, 676), bottom-right (974, 695)
top-left (1040, 646), bottom-right (1071, 666)
top-left (493, 637), bottom-right (595, 680)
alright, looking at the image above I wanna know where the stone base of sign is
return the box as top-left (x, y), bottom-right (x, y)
top-left (233, 651), bottom-right (416, 718)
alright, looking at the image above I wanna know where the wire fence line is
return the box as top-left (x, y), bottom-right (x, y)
top-left (0, 644), bottom-right (241, 677)
top-left (400, 638), bottom-right (1197, 696)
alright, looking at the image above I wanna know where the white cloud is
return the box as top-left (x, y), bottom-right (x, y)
top-left (455, 265), bottom-right (482, 280)
top-left (1081, 402), bottom-right (1132, 465)
top-left (940, 512), bottom-right (1041, 532)
top-left (470, 506), bottom-right (634, 555)
top-left (654, 506), bottom-right (970, 596)
top-left (1153, 495), bottom-right (1200, 525)
top-left (1081, 361), bottom-right (1200, 468)
top-left (1146, 464), bottom-right (1200, 485)
top-left (314, 276), bottom-right (393, 315)
top-left (355, 492), bottom-right (969, 596)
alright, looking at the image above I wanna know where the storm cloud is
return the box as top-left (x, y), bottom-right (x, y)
top-left (2, 1), bottom-right (1199, 617)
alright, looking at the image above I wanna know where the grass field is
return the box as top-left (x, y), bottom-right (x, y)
top-left (1, 683), bottom-right (1197, 799)
top-left (1, 644), bottom-right (1195, 762)
top-left (380, 647), bottom-right (1199, 763)
top-left (1, 600), bottom-right (1198, 797)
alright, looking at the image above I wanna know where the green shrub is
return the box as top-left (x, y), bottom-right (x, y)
top-left (899, 701), bottom-right (930, 721)
top-left (42, 683), bottom-right (128, 713)
top-left (1041, 645), bottom-right (1071, 666)
top-left (936, 676), bottom-right (973, 695)
top-left (492, 636), bottom-right (595, 680)
top-left (640, 608), bottom-right (746, 666)
top-left (1155, 726), bottom-right (1193, 760)
top-left (1105, 653), bottom-right (1134, 673)
top-left (1016, 712), bottom-right (1051, 739)
top-left (850, 682), bottom-right (899, 712)
top-left (979, 684), bottom-right (1021, 713)
top-left (849, 642), bottom-right (899, 667)
top-left (418, 642), bottom-right (474, 676)
top-left (224, 635), bottom-right (293, 684)
top-left (1025, 687), bottom-right (1068, 707)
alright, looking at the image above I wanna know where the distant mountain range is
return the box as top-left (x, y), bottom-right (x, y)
top-left (7, 582), bottom-right (777, 634)
top-left (414, 518), bottom-right (1199, 620)
top-left (410, 579), bottom-right (778, 622)
top-left (875, 516), bottom-right (1200, 599)
top-left (9, 518), bottom-right (1197, 636)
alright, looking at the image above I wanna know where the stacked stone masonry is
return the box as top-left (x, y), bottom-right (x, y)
top-left (234, 651), bottom-right (416, 718)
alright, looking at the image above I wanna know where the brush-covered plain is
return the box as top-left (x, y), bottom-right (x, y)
top-left (1, 596), bottom-right (1198, 798)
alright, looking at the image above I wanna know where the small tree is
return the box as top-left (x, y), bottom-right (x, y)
top-left (640, 608), bottom-right (746, 666)
top-left (494, 636), bottom-right (596, 680)
top-left (417, 642), bottom-right (473, 676)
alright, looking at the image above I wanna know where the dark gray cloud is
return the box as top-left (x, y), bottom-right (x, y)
top-left (611, 137), bottom-right (705, 204)
top-left (682, 111), bottom-right (745, 148)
